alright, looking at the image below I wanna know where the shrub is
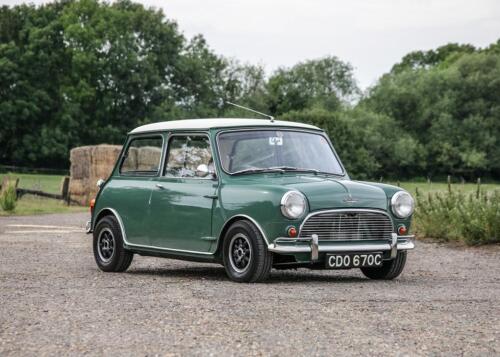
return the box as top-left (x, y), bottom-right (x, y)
top-left (415, 189), bottom-right (500, 245)
top-left (0, 184), bottom-right (17, 212)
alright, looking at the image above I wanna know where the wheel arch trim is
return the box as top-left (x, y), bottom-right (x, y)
top-left (93, 207), bottom-right (128, 241)
top-left (215, 214), bottom-right (270, 255)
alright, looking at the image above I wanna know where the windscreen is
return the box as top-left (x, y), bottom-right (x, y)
top-left (217, 130), bottom-right (343, 175)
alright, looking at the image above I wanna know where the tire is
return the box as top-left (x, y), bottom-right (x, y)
top-left (360, 251), bottom-right (407, 280)
top-left (222, 220), bottom-right (273, 283)
top-left (93, 215), bottom-right (133, 272)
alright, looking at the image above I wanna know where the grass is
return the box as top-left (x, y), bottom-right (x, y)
top-left (386, 181), bottom-right (499, 196)
top-left (0, 195), bottom-right (86, 216)
top-left (1, 172), bottom-right (64, 194)
top-left (0, 172), bottom-right (86, 216)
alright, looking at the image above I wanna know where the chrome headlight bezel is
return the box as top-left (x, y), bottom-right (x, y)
top-left (280, 191), bottom-right (307, 219)
top-left (391, 191), bottom-right (415, 218)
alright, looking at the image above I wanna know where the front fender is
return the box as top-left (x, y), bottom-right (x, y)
top-left (356, 181), bottom-right (413, 230)
top-left (214, 184), bottom-right (301, 245)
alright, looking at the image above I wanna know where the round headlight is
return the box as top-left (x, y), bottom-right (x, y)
top-left (391, 191), bottom-right (415, 218)
top-left (280, 191), bottom-right (307, 219)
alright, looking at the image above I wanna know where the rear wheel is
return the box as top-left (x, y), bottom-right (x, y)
top-left (222, 220), bottom-right (272, 283)
top-left (360, 251), bottom-right (407, 280)
top-left (93, 216), bottom-right (133, 272)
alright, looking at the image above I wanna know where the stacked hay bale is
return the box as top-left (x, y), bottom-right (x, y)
top-left (69, 145), bottom-right (122, 206)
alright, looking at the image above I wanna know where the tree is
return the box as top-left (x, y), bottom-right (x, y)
top-left (266, 56), bottom-right (359, 116)
top-left (362, 43), bottom-right (500, 179)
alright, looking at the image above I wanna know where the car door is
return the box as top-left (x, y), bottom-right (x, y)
top-left (113, 134), bottom-right (164, 246)
top-left (148, 133), bottom-right (218, 252)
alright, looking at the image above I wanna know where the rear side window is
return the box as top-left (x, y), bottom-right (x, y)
top-left (120, 136), bottom-right (163, 175)
top-left (164, 135), bottom-right (213, 178)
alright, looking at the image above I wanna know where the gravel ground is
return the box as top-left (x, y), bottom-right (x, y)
top-left (0, 212), bottom-right (499, 356)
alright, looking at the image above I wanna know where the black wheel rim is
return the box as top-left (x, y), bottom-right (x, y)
top-left (97, 228), bottom-right (115, 263)
top-left (229, 233), bottom-right (252, 273)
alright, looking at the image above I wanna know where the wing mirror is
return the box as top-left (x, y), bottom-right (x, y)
top-left (195, 164), bottom-right (215, 178)
top-left (97, 179), bottom-right (105, 189)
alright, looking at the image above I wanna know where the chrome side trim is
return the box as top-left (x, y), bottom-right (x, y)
top-left (94, 207), bottom-right (214, 256)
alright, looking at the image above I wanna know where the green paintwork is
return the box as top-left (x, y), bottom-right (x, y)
top-left (91, 124), bottom-right (413, 264)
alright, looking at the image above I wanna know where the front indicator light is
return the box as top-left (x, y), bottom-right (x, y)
top-left (90, 198), bottom-right (96, 214)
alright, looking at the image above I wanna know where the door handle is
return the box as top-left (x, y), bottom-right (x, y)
top-left (203, 194), bottom-right (218, 199)
top-left (156, 184), bottom-right (165, 190)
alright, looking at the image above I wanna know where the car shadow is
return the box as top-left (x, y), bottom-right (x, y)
top-left (127, 265), bottom-right (370, 284)
top-left (127, 265), bottom-right (228, 281)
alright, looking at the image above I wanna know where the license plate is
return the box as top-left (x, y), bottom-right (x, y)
top-left (325, 253), bottom-right (383, 269)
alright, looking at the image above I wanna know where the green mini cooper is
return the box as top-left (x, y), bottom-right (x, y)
top-left (87, 118), bottom-right (415, 282)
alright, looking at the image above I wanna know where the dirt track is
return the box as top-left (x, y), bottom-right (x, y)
top-left (1, 212), bottom-right (499, 356)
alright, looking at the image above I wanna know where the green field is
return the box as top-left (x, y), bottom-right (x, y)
top-left (0, 195), bottom-right (87, 216)
top-left (386, 181), bottom-right (500, 196)
top-left (0, 172), bottom-right (86, 216)
top-left (1, 172), bottom-right (64, 194)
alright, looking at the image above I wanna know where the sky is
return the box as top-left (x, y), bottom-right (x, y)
top-left (2, 0), bottom-right (500, 89)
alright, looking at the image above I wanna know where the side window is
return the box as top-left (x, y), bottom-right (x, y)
top-left (120, 136), bottom-right (163, 175)
top-left (165, 135), bottom-right (213, 178)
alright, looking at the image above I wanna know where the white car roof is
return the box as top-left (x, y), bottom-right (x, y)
top-left (130, 118), bottom-right (321, 134)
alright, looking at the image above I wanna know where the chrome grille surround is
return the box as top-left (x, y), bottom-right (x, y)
top-left (299, 209), bottom-right (394, 241)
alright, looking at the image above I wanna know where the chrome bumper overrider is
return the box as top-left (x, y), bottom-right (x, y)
top-left (267, 233), bottom-right (415, 261)
top-left (85, 220), bottom-right (92, 234)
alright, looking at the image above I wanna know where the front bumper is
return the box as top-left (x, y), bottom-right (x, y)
top-left (268, 233), bottom-right (415, 261)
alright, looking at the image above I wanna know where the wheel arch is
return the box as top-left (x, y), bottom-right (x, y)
top-left (93, 207), bottom-right (128, 242)
top-left (214, 214), bottom-right (269, 257)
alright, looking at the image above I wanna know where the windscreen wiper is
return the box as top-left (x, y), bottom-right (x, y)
top-left (268, 166), bottom-right (320, 174)
top-left (231, 167), bottom-right (283, 175)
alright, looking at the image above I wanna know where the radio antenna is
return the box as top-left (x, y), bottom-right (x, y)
top-left (226, 101), bottom-right (275, 122)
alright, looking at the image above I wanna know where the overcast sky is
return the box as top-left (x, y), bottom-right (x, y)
top-left (2, 0), bottom-right (500, 89)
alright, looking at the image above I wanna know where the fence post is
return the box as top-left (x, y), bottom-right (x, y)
top-left (447, 175), bottom-right (451, 194)
top-left (476, 178), bottom-right (481, 199)
top-left (60, 176), bottom-right (70, 205)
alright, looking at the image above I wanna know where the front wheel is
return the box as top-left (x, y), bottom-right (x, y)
top-left (222, 220), bottom-right (273, 283)
top-left (93, 216), bottom-right (133, 272)
top-left (360, 251), bottom-right (407, 280)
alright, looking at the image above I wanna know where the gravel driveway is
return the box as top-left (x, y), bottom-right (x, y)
top-left (0, 212), bottom-right (499, 356)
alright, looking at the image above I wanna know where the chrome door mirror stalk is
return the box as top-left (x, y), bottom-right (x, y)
top-left (195, 164), bottom-right (215, 178)
top-left (195, 164), bottom-right (209, 177)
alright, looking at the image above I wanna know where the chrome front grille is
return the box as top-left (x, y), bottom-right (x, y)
top-left (299, 210), bottom-right (393, 241)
